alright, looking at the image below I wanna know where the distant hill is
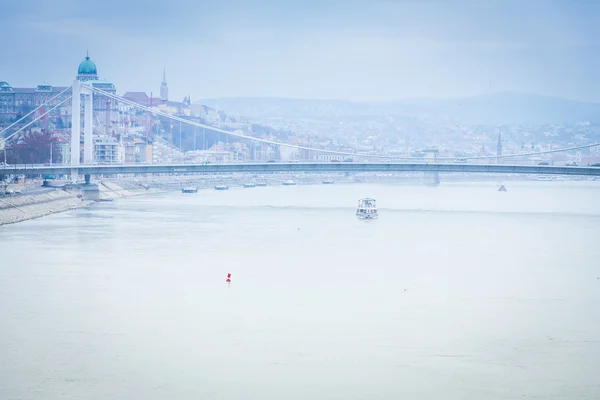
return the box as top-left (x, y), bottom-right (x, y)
top-left (197, 97), bottom-right (371, 119)
top-left (198, 93), bottom-right (600, 125)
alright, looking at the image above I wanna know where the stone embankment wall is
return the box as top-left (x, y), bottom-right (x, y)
top-left (0, 189), bottom-right (91, 226)
top-left (0, 181), bottom-right (167, 226)
top-left (97, 181), bottom-right (163, 201)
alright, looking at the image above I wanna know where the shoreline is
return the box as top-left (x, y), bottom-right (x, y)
top-left (0, 190), bottom-right (92, 226)
top-left (2, 174), bottom-right (597, 226)
top-left (0, 181), bottom-right (166, 227)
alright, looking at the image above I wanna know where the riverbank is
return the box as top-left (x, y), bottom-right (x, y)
top-left (3, 173), bottom-right (596, 227)
top-left (0, 189), bottom-right (91, 226)
top-left (0, 181), bottom-right (166, 226)
top-left (96, 181), bottom-right (165, 201)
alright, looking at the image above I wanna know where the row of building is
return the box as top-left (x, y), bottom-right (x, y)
top-left (1, 54), bottom-right (201, 164)
top-left (3, 54), bottom-right (401, 165)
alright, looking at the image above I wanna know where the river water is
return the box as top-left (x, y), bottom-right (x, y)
top-left (1, 181), bottom-right (599, 400)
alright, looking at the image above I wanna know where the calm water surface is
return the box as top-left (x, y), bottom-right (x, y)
top-left (1, 181), bottom-right (600, 399)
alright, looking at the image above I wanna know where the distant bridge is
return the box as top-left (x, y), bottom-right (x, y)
top-left (3, 76), bottom-right (599, 184)
top-left (2, 162), bottom-right (600, 178)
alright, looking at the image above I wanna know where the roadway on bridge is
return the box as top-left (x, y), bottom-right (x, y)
top-left (2, 162), bottom-right (600, 177)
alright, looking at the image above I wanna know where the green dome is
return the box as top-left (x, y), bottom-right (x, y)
top-left (78, 56), bottom-right (97, 75)
top-left (0, 81), bottom-right (13, 92)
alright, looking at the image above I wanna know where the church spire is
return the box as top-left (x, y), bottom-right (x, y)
top-left (496, 132), bottom-right (502, 156)
top-left (496, 132), bottom-right (503, 164)
top-left (160, 67), bottom-right (168, 102)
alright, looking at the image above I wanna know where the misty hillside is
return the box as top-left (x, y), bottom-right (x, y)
top-left (198, 98), bottom-right (370, 119)
top-left (199, 93), bottom-right (600, 125)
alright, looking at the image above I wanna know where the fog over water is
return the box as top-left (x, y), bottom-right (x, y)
top-left (1, 182), bottom-right (599, 399)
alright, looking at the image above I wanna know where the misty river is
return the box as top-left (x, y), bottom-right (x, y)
top-left (1, 181), bottom-right (599, 399)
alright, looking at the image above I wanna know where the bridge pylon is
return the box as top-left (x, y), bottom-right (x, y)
top-left (70, 80), bottom-right (94, 183)
top-left (70, 80), bottom-right (80, 183)
top-left (422, 171), bottom-right (440, 185)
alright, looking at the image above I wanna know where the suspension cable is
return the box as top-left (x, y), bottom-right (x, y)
top-left (0, 86), bottom-right (72, 137)
top-left (0, 95), bottom-right (72, 146)
top-left (458, 142), bottom-right (600, 160)
top-left (87, 85), bottom-right (600, 161)
top-left (87, 85), bottom-right (378, 158)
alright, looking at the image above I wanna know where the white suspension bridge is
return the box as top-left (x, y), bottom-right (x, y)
top-left (1, 80), bottom-right (600, 182)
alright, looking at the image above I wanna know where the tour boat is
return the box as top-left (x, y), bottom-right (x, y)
top-left (356, 198), bottom-right (378, 219)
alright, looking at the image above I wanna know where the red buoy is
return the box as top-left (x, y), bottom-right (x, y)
top-left (226, 273), bottom-right (231, 283)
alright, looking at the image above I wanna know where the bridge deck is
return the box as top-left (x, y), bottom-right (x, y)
top-left (2, 162), bottom-right (600, 176)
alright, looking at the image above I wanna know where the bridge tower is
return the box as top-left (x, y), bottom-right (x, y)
top-left (70, 79), bottom-right (81, 182)
top-left (70, 53), bottom-right (102, 183)
top-left (423, 147), bottom-right (440, 185)
top-left (70, 79), bottom-right (95, 183)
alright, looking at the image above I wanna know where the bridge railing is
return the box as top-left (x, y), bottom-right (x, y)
top-left (0, 159), bottom-right (586, 169)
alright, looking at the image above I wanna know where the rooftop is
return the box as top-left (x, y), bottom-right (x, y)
top-left (78, 55), bottom-right (97, 76)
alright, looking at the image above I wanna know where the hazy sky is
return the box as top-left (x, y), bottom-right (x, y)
top-left (1, 0), bottom-right (599, 102)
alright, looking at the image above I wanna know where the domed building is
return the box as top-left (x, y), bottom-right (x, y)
top-left (0, 53), bottom-right (116, 124)
top-left (0, 79), bottom-right (70, 123)
top-left (0, 81), bottom-right (15, 122)
top-left (0, 81), bottom-right (13, 92)
top-left (77, 53), bottom-right (98, 81)
top-left (73, 53), bottom-right (117, 113)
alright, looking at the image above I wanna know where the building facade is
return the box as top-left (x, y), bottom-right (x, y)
top-left (0, 54), bottom-right (117, 124)
top-left (76, 54), bottom-right (117, 111)
top-left (0, 81), bottom-right (71, 123)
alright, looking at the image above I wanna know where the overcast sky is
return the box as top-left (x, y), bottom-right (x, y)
top-left (1, 0), bottom-right (599, 102)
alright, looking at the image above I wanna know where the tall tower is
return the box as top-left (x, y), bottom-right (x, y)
top-left (496, 132), bottom-right (503, 164)
top-left (160, 68), bottom-right (168, 102)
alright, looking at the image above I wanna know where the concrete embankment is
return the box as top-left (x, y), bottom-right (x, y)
top-left (0, 181), bottom-right (166, 226)
top-left (0, 189), bottom-right (91, 226)
top-left (96, 181), bottom-right (164, 201)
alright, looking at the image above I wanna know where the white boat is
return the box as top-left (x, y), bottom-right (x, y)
top-left (282, 180), bottom-right (296, 186)
top-left (181, 187), bottom-right (198, 193)
top-left (243, 183), bottom-right (256, 188)
top-left (322, 180), bottom-right (334, 184)
top-left (356, 198), bottom-right (378, 219)
top-left (215, 185), bottom-right (229, 191)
